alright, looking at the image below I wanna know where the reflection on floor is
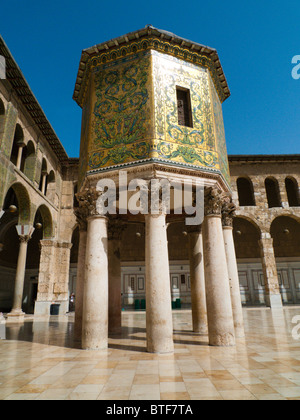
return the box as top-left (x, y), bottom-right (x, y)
top-left (0, 308), bottom-right (300, 400)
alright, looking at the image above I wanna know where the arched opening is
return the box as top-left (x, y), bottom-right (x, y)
top-left (39, 158), bottom-right (48, 194)
top-left (10, 124), bottom-right (24, 167)
top-left (46, 170), bottom-right (56, 202)
top-left (237, 177), bottom-right (256, 206)
top-left (4, 183), bottom-right (31, 225)
top-left (34, 205), bottom-right (53, 239)
top-left (233, 217), bottom-right (265, 306)
top-left (285, 177), bottom-right (300, 207)
top-left (0, 184), bottom-right (31, 313)
top-left (265, 177), bottom-right (282, 208)
top-left (23, 141), bottom-right (36, 181)
top-left (270, 216), bottom-right (300, 304)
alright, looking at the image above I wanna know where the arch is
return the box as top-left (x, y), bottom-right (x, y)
top-left (265, 177), bottom-right (282, 208)
top-left (34, 205), bottom-right (53, 239)
top-left (3, 183), bottom-right (31, 225)
top-left (10, 124), bottom-right (24, 166)
top-left (236, 177), bottom-right (256, 206)
top-left (233, 216), bottom-right (261, 259)
top-left (23, 140), bottom-right (36, 180)
top-left (285, 177), bottom-right (300, 207)
top-left (45, 170), bottom-right (56, 200)
top-left (270, 216), bottom-right (300, 258)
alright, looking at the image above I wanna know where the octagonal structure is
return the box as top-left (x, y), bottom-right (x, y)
top-left (73, 26), bottom-right (231, 190)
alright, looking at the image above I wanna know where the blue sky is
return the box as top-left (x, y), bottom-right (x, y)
top-left (1, 0), bottom-right (300, 158)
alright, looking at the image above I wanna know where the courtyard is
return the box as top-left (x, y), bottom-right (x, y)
top-left (0, 307), bottom-right (300, 400)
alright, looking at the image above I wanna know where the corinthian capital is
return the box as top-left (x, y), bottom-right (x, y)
top-left (76, 187), bottom-right (105, 218)
top-left (204, 187), bottom-right (228, 216)
top-left (221, 196), bottom-right (236, 227)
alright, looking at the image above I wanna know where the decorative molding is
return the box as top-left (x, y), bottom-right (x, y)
top-left (74, 34), bottom-right (229, 108)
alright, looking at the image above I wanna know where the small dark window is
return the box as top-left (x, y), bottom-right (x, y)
top-left (237, 178), bottom-right (256, 206)
top-left (265, 178), bottom-right (282, 208)
top-left (285, 177), bottom-right (300, 207)
top-left (176, 87), bottom-right (193, 128)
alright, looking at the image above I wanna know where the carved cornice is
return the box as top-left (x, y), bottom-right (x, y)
top-left (73, 28), bottom-right (230, 108)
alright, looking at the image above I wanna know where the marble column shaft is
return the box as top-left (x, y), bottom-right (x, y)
top-left (8, 235), bottom-right (31, 319)
top-left (223, 226), bottom-right (245, 338)
top-left (82, 215), bottom-right (109, 350)
top-left (188, 227), bottom-right (208, 334)
top-left (203, 187), bottom-right (235, 347)
top-left (145, 212), bottom-right (174, 354)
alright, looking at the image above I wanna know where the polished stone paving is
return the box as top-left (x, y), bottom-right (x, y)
top-left (0, 307), bottom-right (300, 400)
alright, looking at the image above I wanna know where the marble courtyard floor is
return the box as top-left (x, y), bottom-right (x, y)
top-left (0, 307), bottom-right (300, 400)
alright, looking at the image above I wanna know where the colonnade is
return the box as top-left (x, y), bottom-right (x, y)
top-left (5, 184), bottom-right (282, 351)
top-left (74, 186), bottom-right (246, 353)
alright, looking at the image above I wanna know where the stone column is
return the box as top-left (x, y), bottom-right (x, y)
top-left (74, 206), bottom-right (88, 341)
top-left (203, 187), bottom-right (235, 346)
top-left (187, 225), bottom-right (207, 334)
top-left (222, 199), bottom-right (245, 338)
top-left (259, 235), bottom-right (283, 308)
top-left (41, 171), bottom-right (47, 195)
top-left (7, 225), bottom-right (34, 322)
top-left (108, 218), bottom-right (124, 335)
top-left (16, 143), bottom-right (25, 170)
top-left (145, 208), bottom-right (174, 354)
top-left (78, 188), bottom-right (109, 350)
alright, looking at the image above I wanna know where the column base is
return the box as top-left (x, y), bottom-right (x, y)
top-left (209, 332), bottom-right (236, 347)
top-left (6, 310), bottom-right (25, 323)
top-left (147, 345), bottom-right (174, 355)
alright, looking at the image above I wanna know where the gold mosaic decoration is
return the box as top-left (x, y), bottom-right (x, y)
top-left (78, 40), bottom-right (230, 187)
